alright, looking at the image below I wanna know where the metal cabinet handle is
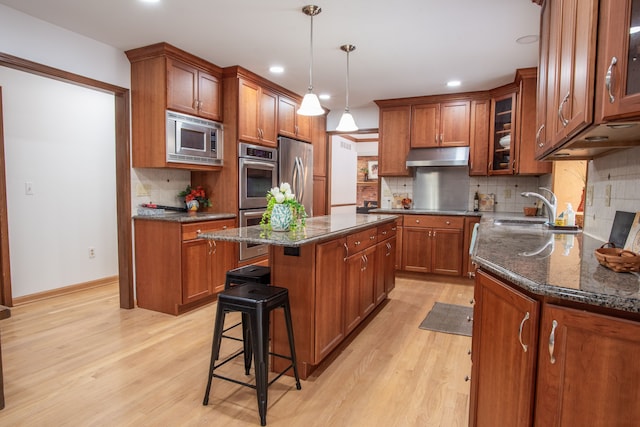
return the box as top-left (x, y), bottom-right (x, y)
top-left (446, 221), bottom-right (451, 225)
top-left (518, 312), bottom-right (530, 352)
top-left (536, 124), bottom-right (545, 148)
top-left (222, 226), bottom-right (227, 230)
top-left (440, 134), bottom-right (444, 144)
top-left (208, 240), bottom-right (216, 255)
top-left (433, 231), bottom-right (437, 238)
top-left (370, 235), bottom-right (376, 240)
top-left (558, 91), bottom-right (570, 127)
top-left (382, 230), bottom-right (387, 235)
top-left (392, 227), bottom-right (397, 231)
top-left (464, 375), bottom-right (471, 382)
top-left (605, 56), bottom-right (618, 104)
top-left (415, 219), bottom-right (420, 224)
top-left (466, 315), bottom-right (473, 322)
top-left (386, 242), bottom-right (392, 256)
top-left (343, 242), bottom-right (349, 261)
top-left (549, 320), bottom-right (558, 364)
top-left (197, 229), bottom-right (202, 234)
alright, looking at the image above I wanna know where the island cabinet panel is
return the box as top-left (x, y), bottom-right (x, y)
top-left (534, 304), bottom-right (640, 427)
top-left (269, 220), bottom-right (396, 380)
top-left (470, 270), bottom-right (540, 427)
top-left (134, 218), bottom-right (236, 315)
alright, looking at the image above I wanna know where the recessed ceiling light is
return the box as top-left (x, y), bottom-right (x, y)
top-left (139, 0), bottom-right (160, 3)
top-left (447, 80), bottom-right (461, 88)
top-left (516, 35), bottom-right (539, 44)
top-left (319, 94), bottom-right (331, 100)
top-left (269, 66), bottom-right (284, 74)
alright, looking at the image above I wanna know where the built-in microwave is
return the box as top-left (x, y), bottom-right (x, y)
top-left (166, 110), bottom-right (223, 166)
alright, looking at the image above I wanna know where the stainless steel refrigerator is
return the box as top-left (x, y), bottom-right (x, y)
top-left (278, 136), bottom-right (313, 216)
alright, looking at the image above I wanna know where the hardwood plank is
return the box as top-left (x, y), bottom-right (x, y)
top-left (0, 273), bottom-right (473, 426)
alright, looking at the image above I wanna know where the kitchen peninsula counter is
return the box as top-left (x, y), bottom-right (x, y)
top-left (199, 213), bottom-right (399, 379)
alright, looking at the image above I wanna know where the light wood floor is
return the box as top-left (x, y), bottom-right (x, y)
top-left (0, 273), bottom-right (473, 426)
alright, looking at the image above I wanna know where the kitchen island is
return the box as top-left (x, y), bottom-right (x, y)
top-left (469, 215), bottom-right (640, 427)
top-left (199, 213), bottom-right (399, 379)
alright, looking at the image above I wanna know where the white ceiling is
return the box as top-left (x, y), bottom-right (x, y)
top-left (0, 0), bottom-right (542, 113)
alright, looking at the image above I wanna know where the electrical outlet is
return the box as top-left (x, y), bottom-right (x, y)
top-left (504, 189), bottom-right (512, 199)
top-left (88, 247), bottom-right (96, 258)
top-left (586, 185), bottom-right (594, 206)
top-left (605, 184), bottom-right (611, 207)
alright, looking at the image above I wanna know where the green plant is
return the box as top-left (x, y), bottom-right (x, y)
top-left (177, 185), bottom-right (212, 207)
top-left (260, 183), bottom-right (306, 230)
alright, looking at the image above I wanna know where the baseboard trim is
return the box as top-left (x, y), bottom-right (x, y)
top-left (13, 276), bottom-right (119, 305)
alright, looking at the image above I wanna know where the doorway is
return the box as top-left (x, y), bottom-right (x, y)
top-left (0, 52), bottom-right (133, 308)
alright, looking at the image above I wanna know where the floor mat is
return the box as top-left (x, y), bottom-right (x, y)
top-left (419, 302), bottom-right (473, 337)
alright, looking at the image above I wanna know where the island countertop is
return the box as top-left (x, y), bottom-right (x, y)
top-left (473, 214), bottom-right (640, 313)
top-left (198, 213), bottom-right (398, 247)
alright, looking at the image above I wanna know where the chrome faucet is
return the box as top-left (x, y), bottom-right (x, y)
top-left (521, 187), bottom-right (557, 225)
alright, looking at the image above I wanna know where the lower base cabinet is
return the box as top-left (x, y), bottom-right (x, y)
top-left (134, 218), bottom-right (237, 315)
top-left (402, 215), bottom-right (464, 275)
top-left (471, 270), bottom-right (640, 427)
top-left (270, 221), bottom-right (396, 379)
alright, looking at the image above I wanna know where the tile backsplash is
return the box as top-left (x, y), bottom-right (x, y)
top-left (381, 173), bottom-right (546, 212)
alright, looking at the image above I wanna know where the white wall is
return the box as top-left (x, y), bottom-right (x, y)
top-left (0, 67), bottom-right (118, 297)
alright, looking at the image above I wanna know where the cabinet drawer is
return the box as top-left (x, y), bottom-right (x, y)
top-left (403, 215), bottom-right (464, 229)
top-left (377, 222), bottom-right (398, 240)
top-left (347, 228), bottom-right (378, 253)
top-left (181, 219), bottom-right (236, 241)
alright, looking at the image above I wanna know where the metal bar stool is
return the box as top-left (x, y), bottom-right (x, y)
top-left (203, 284), bottom-right (301, 426)
top-left (223, 265), bottom-right (270, 373)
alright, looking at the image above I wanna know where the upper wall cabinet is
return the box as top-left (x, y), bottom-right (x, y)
top-left (238, 78), bottom-right (278, 147)
top-left (279, 95), bottom-right (312, 142)
top-left (126, 42), bottom-right (223, 170)
top-left (411, 101), bottom-right (470, 148)
top-left (595, 0), bottom-right (640, 121)
top-left (488, 87), bottom-right (517, 175)
top-left (377, 105), bottom-right (412, 177)
top-left (534, 0), bottom-right (640, 160)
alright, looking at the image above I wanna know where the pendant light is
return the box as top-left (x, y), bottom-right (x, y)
top-left (336, 44), bottom-right (358, 132)
top-left (297, 5), bottom-right (325, 116)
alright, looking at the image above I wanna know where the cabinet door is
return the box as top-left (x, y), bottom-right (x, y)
top-left (258, 87), bottom-right (278, 147)
top-left (238, 78), bottom-right (261, 144)
top-left (383, 236), bottom-right (396, 293)
top-left (197, 70), bottom-right (221, 121)
top-left (360, 246), bottom-right (377, 318)
top-left (167, 58), bottom-right (198, 116)
top-left (431, 228), bottom-right (463, 276)
top-left (548, 0), bottom-right (598, 146)
top-left (535, 304), bottom-right (640, 427)
top-left (379, 105), bottom-right (411, 176)
top-left (210, 240), bottom-right (236, 294)
top-left (314, 238), bottom-right (346, 362)
top-left (411, 103), bottom-right (439, 148)
top-left (395, 225), bottom-right (403, 271)
top-left (296, 111), bottom-right (312, 142)
top-left (313, 176), bottom-right (326, 216)
top-left (516, 71), bottom-right (552, 175)
top-left (182, 239), bottom-right (213, 304)
top-left (596, 0), bottom-right (640, 121)
top-left (312, 114), bottom-right (327, 177)
top-left (469, 99), bottom-right (490, 176)
top-left (440, 100), bottom-right (470, 147)
top-left (278, 96), bottom-right (297, 138)
top-left (535, 0), bottom-right (553, 158)
top-left (345, 253), bottom-right (363, 334)
top-left (471, 271), bottom-right (539, 427)
top-left (489, 92), bottom-right (516, 175)
top-left (402, 228), bottom-right (432, 272)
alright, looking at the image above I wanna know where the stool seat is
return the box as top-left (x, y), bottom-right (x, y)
top-left (203, 283), bottom-right (301, 426)
top-left (225, 265), bottom-right (270, 288)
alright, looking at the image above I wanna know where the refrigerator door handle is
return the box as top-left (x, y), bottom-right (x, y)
top-left (294, 156), bottom-right (305, 203)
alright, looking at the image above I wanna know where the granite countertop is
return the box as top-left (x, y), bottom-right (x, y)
top-left (473, 214), bottom-right (640, 313)
top-left (198, 213), bottom-right (398, 247)
top-left (371, 208), bottom-right (481, 216)
top-left (132, 211), bottom-right (236, 223)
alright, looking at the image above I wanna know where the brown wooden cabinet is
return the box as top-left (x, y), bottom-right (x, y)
top-left (488, 87), bottom-right (517, 175)
top-left (402, 215), bottom-right (464, 275)
top-left (377, 105), bottom-right (411, 177)
top-left (595, 0), bottom-right (640, 121)
top-left (535, 0), bottom-right (598, 156)
top-left (471, 269), bottom-right (640, 427)
top-left (125, 42), bottom-right (223, 170)
top-left (238, 78), bottom-right (278, 147)
top-left (470, 270), bottom-right (540, 427)
top-left (376, 221), bottom-right (397, 297)
top-left (312, 113), bottom-right (328, 216)
top-left (463, 216), bottom-right (481, 278)
top-left (344, 228), bottom-right (379, 334)
top-left (167, 57), bottom-right (221, 121)
top-left (469, 99), bottom-right (490, 176)
top-left (134, 218), bottom-right (236, 315)
top-left (278, 95), bottom-right (312, 142)
top-left (535, 304), bottom-right (640, 427)
top-left (411, 101), bottom-right (470, 148)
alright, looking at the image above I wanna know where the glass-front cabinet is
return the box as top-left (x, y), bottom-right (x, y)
top-left (597, 0), bottom-right (640, 120)
top-left (489, 90), bottom-right (516, 175)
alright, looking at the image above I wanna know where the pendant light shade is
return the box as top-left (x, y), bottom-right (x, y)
top-left (297, 5), bottom-right (325, 116)
top-left (336, 44), bottom-right (358, 132)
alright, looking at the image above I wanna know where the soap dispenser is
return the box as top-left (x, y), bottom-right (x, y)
top-left (565, 203), bottom-right (576, 227)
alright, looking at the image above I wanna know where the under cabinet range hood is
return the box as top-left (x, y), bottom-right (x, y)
top-left (406, 146), bottom-right (469, 167)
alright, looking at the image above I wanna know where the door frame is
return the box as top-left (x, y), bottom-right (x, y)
top-left (0, 52), bottom-right (133, 309)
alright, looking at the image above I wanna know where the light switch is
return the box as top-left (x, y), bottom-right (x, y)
top-left (25, 182), bottom-right (34, 195)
